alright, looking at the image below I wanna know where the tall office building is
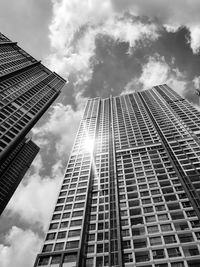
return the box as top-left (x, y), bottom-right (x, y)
top-left (35, 84), bottom-right (200, 267)
top-left (0, 32), bottom-right (66, 212)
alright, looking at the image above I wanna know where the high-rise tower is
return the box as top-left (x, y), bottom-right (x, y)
top-left (35, 85), bottom-right (200, 267)
top-left (0, 32), bottom-right (66, 213)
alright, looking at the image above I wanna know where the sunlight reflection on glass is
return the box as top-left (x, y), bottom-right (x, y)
top-left (83, 137), bottom-right (94, 153)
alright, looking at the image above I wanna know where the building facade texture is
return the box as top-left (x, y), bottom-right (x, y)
top-left (0, 137), bottom-right (39, 214)
top-left (35, 85), bottom-right (200, 267)
top-left (0, 32), bottom-right (66, 212)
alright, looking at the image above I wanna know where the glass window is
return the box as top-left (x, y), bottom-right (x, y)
top-left (164, 235), bottom-right (176, 244)
top-left (158, 214), bottom-right (169, 221)
top-left (122, 240), bottom-right (132, 249)
top-left (68, 229), bottom-right (81, 237)
top-left (87, 245), bottom-right (95, 253)
top-left (85, 258), bottom-right (93, 267)
top-left (144, 206), bottom-right (154, 213)
top-left (150, 237), bottom-right (162, 246)
top-left (51, 255), bottom-right (61, 264)
top-left (74, 202), bottom-right (84, 209)
top-left (70, 220), bottom-right (82, 227)
top-left (171, 262), bottom-right (184, 267)
top-left (54, 242), bottom-right (64, 251)
top-left (160, 224), bottom-right (172, 232)
top-left (49, 223), bottom-right (58, 230)
top-left (133, 239), bottom-right (147, 248)
top-left (63, 253), bottom-right (77, 264)
top-left (147, 225), bottom-right (159, 233)
top-left (60, 221), bottom-right (69, 228)
top-left (135, 251), bottom-right (150, 262)
top-left (124, 253), bottom-right (133, 263)
top-left (96, 256), bottom-right (103, 267)
top-left (42, 244), bottom-right (53, 252)
top-left (145, 215), bottom-right (156, 223)
top-left (178, 233), bottom-right (194, 243)
top-left (57, 231), bottom-right (67, 239)
top-left (46, 233), bottom-right (56, 240)
top-left (38, 256), bottom-right (50, 266)
top-left (152, 249), bottom-right (165, 259)
top-left (167, 247), bottom-right (181, 257)
top-left (66, 241), bottom-right (79, 249)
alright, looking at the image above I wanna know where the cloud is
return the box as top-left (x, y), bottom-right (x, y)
top-left (189, 26), bottom-right (200, 54)
top-left (7, 155), bottom-right (63, 231)
top-left (0, 226), bottom-right (42, 267)
top-left (139, 55), bottom-right (170, 89)
top-left (33, 101), bottom-right (84, 157)
top-left (193, 76), bottom-right (200, 89)
top-left (123, 54), bottom-right (187, 96)
top-left (111, 0), bottom-right (200, 53)
top-left (46, 0), bottom-right (159, 78)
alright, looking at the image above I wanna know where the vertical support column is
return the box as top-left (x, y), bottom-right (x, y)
top-left (108, 97), bottom-right (123, 267)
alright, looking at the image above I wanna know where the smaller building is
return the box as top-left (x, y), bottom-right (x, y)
top-left (0, 138), bottom-right (39, 214)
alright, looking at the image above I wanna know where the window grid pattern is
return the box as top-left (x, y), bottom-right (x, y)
top-left (113, 94), bottom-right (160, 151)
top-left (117, 146), bottom-right (200, 266)
top-left (35, 87), bottom-right (200, 267)
top-left (155, 84), bottom-right (200, 133)
top-left (0, 63), bottom-right (64, 154)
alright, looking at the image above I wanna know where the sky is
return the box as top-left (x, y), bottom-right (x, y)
top-left (1, 0), bottom-right (200, 266)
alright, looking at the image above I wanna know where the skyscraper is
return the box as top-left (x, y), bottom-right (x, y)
top-left (0, 32), bottom-right (66, 212)
top-left (35, 84), bottom-right (200, 267)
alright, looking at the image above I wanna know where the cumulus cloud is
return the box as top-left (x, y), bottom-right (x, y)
top-left (33, 102), bottom-right (84, 157)
top-left (123, 54), bottom-right (186, 95)
top-left (111, 0), bottom-right (200, 53)
top-left (193, 76), bottom-right (200, 89)
top-left (46, 0), bottom-right (160, 77)
top-left (139, 55), bottom-right (170, 89)
top-left (190, 26), bottom-right (200, 54)
top-left (0, 226), bottom-right (42, 267)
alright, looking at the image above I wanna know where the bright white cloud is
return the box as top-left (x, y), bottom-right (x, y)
top-left (123, 55), bottom-right (186, 95)
top-left (101, 16), bottom-right (159, 51)
top-left (193, 76), bottom-right (200, 89)
top-left (33, 102), bottom-right (84, 157)
top-left (139, 55), bottom-right (170, 89)
top-left (190, 26), bottom-right (200, 54)
top-left (0, 226), bottom-right (42, 267)
top-left (46, 0), bottom-right (160, 77)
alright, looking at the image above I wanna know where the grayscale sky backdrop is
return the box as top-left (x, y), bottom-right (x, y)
top-left (1, 1), bottom-right (200, 266)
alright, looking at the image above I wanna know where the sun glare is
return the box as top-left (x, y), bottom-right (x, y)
top-left (83, 137), bottom-right (94, 153)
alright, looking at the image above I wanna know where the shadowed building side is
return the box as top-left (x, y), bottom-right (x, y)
top-left (0, 138), bottom-right (39, 215)
top-left (0, 32), bottom-right (66, 215)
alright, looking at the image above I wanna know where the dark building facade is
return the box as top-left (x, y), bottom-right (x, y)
top-left (0, 32), bottom-right (66, 163)
top-left (35, 85), bottom-right (200, 267)
top-left (0, 137), bottom-right (39, 214)
top-left (0, 32), bottom-right (66, 213)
